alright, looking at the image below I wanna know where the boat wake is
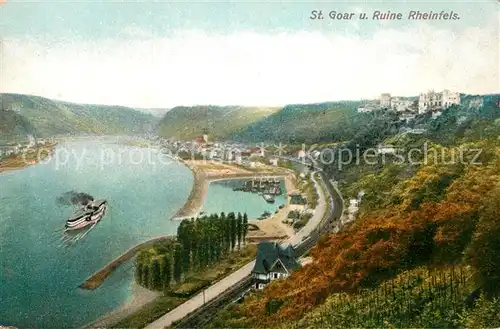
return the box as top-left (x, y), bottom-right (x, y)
top-left (56, 224), bottom-right (98, 247)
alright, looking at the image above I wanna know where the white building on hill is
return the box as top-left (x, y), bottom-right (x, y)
top-left (380, 93), bottom-right (392, 109)
top-left (419, 90), bottom-right (460, 114)
top-left (390, 97), bottom-right (414, 112)
top-left (377, 144), bottom-right (397, 155)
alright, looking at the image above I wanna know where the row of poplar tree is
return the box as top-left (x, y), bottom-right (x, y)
top-left (135, 212), bottom-right (249, 291)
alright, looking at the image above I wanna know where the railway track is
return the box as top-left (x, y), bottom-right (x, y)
top-left (172, 276), bottom-right (254, 329)
top-left (172, 169), bottom-right (344, 329)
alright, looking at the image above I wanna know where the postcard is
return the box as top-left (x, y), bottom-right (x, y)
top-left (0, 1), bottom-right (499, 328)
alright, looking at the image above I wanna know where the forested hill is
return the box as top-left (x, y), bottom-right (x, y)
top-left (0, 93), bottom-right (159, 142)
top-left (156, 105), bottom-right (279, 140)
top-left (231, 101), bottom-right (364, 144)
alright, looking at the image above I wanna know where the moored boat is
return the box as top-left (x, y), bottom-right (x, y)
top-left (263, 194), bottom-right (275, 203)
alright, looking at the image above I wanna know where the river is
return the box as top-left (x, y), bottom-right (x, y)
top-left (0, 140), bottom-right (192, 328)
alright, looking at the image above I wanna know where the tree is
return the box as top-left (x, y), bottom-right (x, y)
top-left (221, 212), bottom-right (231, 254)
top-left (173, 243), bottom-right (183, 283)
top-left (237, 212), bottom-right (243, 249)
top-left (141, 264), bottom-right (150, 289)
top-left (177, 219), bottom-right (193, 273)
top-left (466, 187), bottom-right (500, 295)
top-left (229, 212), bottom-right (237, 251)
top-left (135, 262), bottom-right (143, 284)
top-left (162, 253), bottom-right (172, 292)
top-left (150, 258), bottom-right (161, 290)
top-left (243, 213), bottom-right (249, 244)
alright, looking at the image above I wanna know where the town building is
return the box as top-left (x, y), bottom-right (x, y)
top-left (418, 90), bottom-right (461, 113)
top-left (377, 144), bottom-right (397, 155)
top-left (195, 135), bottom-right (206, 145)
top-left (251, 241), bottom-right (300, 290)
top-left (400, 127), bottom-right (426, 135)
top-left (250, 147), bottom-right (265, 157)
top-left (27, 135), bottom-right (36, 148)
top-left (269, 158), bottom-right (279, 166)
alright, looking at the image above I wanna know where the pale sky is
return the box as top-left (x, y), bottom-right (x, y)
top-left (0, 1), bottom-right (498, 108)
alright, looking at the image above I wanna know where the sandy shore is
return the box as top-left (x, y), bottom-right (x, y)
top-left (173, 160), bottom-right (291, 219)
top-left (79, 281), bottom-right (160, 329)
top-left (173, 160), bottom-right (209, 218)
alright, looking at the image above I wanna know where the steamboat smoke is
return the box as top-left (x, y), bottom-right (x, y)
top-left (56, 191), bottom-right (95, 206)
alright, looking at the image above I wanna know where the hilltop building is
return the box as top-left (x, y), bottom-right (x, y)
top-left (418, 90), bottom-right (460, 114)
top-left (390, 97), bottom-right (414, 112)
top-left (380, 93), bottom-right (392, 109)
top-left (378, 93), bottom-right (415, 112)
top-left (251, 242), bottom-right (300, 290)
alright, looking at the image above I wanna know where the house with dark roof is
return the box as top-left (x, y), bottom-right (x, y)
top-left (251, 241), bottom-right (300, 289)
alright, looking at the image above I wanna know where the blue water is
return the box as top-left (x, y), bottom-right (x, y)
top-left (202, 179), bottom-right (287, 219)
top-left (0, 140), bottom-right (192, 328)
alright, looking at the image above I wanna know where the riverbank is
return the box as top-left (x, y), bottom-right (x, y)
top-left (173, 160), bottom-right (293, 219)
top-left (0, 142), bottom-right (57, 174)
top-left (79, 281), bottom-right (160, 329)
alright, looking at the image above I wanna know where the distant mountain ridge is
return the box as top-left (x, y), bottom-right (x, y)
top-left (231, 101), bottom-right (364, 144)
top-left (156, 102), bottom-right (367, 143)
top-left (0, 93), bottom-right (159, 143)
top-left (157, 105), bottom-right (280, 140)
